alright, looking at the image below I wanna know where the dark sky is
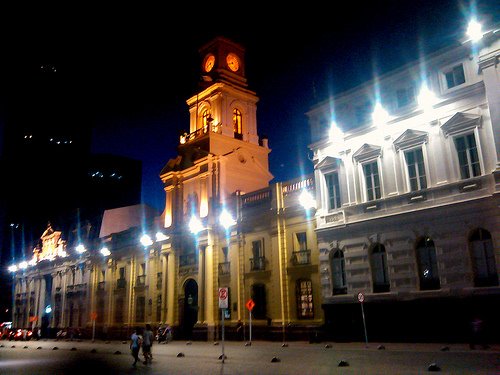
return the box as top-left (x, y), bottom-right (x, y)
top-left (2, 0), bottom-right (498, 212)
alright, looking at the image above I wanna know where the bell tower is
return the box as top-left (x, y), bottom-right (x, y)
top-left (161, 36), bottom-right (273, 223)
top-left (159, 36), bottom-right (273, 340)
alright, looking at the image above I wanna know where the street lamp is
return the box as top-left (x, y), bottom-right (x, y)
top-left (100, 247), bottom-right (111, 256)
top-left (299, 190), bottom-right (316, 210)
top-left (189, 216), bottom-right (204, 234)
top-left (76, 244), bottom-right (86, 254)
top-left (467, 20), bottom-right (483, 42)
top-left (219, 210), bottom-right (236, 230)
top-left (140, 234), bottom-right (153, 247)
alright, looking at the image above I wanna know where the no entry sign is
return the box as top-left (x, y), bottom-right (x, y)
top-left (219, 288), bottom-right (228, 309)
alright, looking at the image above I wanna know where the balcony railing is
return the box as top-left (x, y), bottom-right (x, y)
top-left (291, 249), bottom-right (311, 265)
top-left (218, 262), bottom-right (231, 276)
top-left (179, 253), bottom-right (198, 267)
top-left (136, 275), bottom-right (146, 286)
top-left (250, 257), bottom-right (266, 271)
top-left (116, 278), bottom-right (126, 289)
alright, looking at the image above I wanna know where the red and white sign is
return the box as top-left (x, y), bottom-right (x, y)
top-left (245, 299), bottom-right (255, 311)
top-left (357, 292), bottom-right (365, 303)
top-left (218, 288), bottom-right (228, 309)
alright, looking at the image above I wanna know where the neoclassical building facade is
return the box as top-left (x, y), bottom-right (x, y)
top-left (10, 37), bottom-right (323, 341)
top-left (307, 28), bottom-right (499, 341)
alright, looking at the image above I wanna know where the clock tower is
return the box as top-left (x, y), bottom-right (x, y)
top-left (159, 36), bottom-right (273, 340)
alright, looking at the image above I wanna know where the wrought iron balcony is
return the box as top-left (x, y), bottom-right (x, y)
top-left (250, 256), bottom-right (266, 271)
top-left (179, 253), bottom-right (198, 267)
top-left (218, 262), bottom-right (231, 276)
top-left (136, 275), bottom-right (146, 286)
top-left (291, 249), bottom-right (311, 265)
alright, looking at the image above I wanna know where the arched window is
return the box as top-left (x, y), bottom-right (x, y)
top-left (371, 243), bottom-right (390, 293)
top-left (416, 237), bottom-right (440, 290)
top-left (469, 228), bottom-right (498, 287)
top-left (330, 249), bottom-right (347, 295)
top-left (233, 108), bottom-right (242, 139)
top-left (201, 109), bottom-right (212, 131)
top-left (296, 279), bottom-right (314, 319)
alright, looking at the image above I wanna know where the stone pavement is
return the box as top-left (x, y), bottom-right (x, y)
top-left (0, 338), bottom-right (498, 374)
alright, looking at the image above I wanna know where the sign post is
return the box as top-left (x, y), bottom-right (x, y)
top-left (245, 299), bottom-right (255, 345)
top-left (218, 288), bottom-right (228, 362)
top-left (90, 312), bottom-right (98, 342)
top-left (357, 292), bottom-right (368, 348)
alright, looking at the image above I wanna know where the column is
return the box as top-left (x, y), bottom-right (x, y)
top-left (198, 246), bottom-right (205, 323)
top-left (166, 251), bottom-right (176, 325)
top-left (478, 49), bottom-right (500, 171)
top-left (161, 253), bottom-right (168, 322)
top-left (204, 244), bottom-right (214, 326)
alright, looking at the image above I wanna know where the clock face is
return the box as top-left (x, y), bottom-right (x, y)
top-left (204, 54), bottom-right (215, 72)
top-left (226, 53), bottom-right (240, 72)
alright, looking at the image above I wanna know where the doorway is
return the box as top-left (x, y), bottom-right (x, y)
top-left (180, 279), bottom-right (198, 339)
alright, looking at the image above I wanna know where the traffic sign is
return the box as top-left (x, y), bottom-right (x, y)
top-left (90, 312), bottom-right (98, 320)
top-left (357, 292), bottom-right (365, 303)
top-left (219, 288), bottom-right (228, 309)
top-left (245, 299), bottom-right (255, 311)
top-left (29, 316), bottom-right (38, 322)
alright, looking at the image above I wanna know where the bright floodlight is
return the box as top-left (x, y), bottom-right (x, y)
top-left (45, 305), bottom-right (52, 314)
top-left (100, 247), bottom-right (111, 256)
top-left (329, 121), bottom-right (343, 142)
top-left (372, 103), bottom-right (389, 125)
top-left (155, 232), bottom-right (169, 241)
top-left (76, 244), bottom-right (86, 254)
top-left (140, 234), bottom-right (153, 247)
top-left (467, 20), bottom-right (483, 41)
top-left (8, 265), bottom-right (18, 273)
top-left (299, 190), bottom-right (316, 210)
top-left (18, 261), bottom-right (28, 270)
top-left (418, 85), bottom-right (437, 111)
top-left (219, 209), bottom-right (236, 229)
top-left (189, 216), bottom-right (204, 234)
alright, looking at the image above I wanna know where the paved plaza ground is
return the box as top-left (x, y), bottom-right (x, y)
top-left (0, 338), bottom-right (498, 374)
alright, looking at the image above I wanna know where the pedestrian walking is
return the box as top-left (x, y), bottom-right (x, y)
top-left (130, 328), bottom-right (142, 367)
top-left (142, 323), bottom-right (154, 364)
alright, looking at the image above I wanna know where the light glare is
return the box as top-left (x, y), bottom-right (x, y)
top-left (219, 210), bottom-right (236, 229)
top-left (299, 190), bottom-right (316, 210)
top-left (100, 247), bottom-right (111, 256)
top-left (76, 244), bottom-right (86, 254)
top-left (467, 20), bottom-right (483, 41)
top-left (189, 216), bottom-right (204, 234)
top-left (140, 234), bottom-right (153, 247)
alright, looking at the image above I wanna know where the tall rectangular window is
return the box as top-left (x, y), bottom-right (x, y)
top-left (296, 232), bottom-right (307, 251)
top-left (296, 279), bottom-right (314, 319)
top-left (405, 148), bottom-right (427, 191)
top-left (325, 172), bottom-right (341, 209)
top-left (251, 240), bottom-right (265, 271)
top-left (136, 296), bottom-right (145, 322)
top-left (454, 134), bottom-right (480, 179)
top-left (445, 64), bottom-right (465, 89)
top-left (363, 161), bottom-right (381, 201)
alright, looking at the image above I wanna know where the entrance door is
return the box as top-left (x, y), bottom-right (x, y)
top-left (181, 279), bottom-right (198, 339)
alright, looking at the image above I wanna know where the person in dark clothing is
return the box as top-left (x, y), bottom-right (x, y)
top-left (142, 324), bottom-right (154, 364)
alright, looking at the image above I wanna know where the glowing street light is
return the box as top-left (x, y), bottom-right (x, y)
top-left (219, 209), bottom-right (236, 230)
top-left (189, 216), bottom-right (204, 234)
top-left (329, 121), bottom-right (344, 142)
top-left (100, 247), bottom-right (111, 256)
top-left (18, 261), bottom-right (28, 270)
top-left (372, 102), bottom-right (390, 125)
top-left (8, 265), bottom-right (18, 273)
top-left (418, 84), bottom-right (437, 111)
top-left (467, 20), bottom-right (483, 42)
top-left (76, 244), bottom-right (86, 254)
top-left (299, 190), bottom-right (316, 210)
top-left (140, 234), bottom-right (153, 247)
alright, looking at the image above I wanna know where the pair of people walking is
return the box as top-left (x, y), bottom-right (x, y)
top-left (130, 324), bottom-right (155, 366)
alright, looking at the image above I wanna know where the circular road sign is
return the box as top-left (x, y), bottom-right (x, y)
top-left (357, 292), bottom-right (365, 303)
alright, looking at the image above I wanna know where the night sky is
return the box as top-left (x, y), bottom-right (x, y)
top-left (2, 0), bottom-right (498, 214)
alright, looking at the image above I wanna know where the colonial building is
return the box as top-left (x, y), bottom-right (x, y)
top-left (307, 27), bottom-right (499, 341)
top-left (10, 37), bottom-right (323, 341)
